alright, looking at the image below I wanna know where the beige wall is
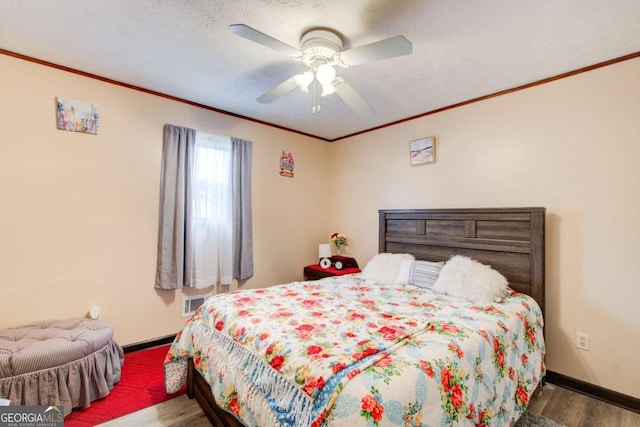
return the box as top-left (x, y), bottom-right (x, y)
top-left (0, 54), bottom-right (330, 345)
top-left (1, 52), bottom-right (639, 399)
top-left (329, 57), bottom-right (640, 398)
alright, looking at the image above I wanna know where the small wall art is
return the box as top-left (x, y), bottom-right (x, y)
top-left (279, 150), bottom-right (294, 177)
top-left (56, 97), bottom-right (99, 135)
top-left (410, 136), bottom-right (436, 166)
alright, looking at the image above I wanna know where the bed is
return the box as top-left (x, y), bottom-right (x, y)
top-left (164, 207), bottom-right (546, 426)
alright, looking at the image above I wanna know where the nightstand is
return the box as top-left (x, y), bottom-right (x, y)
top-left (304, 256), bottom-right (360, 281)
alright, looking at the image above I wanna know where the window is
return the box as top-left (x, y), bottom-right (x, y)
top-left (155, 124), bottom-right (253, 290)
top-left (189, 133), bottom-right (233, 287)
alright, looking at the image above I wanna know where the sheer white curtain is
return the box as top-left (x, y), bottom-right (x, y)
top-left (188, 132), bottom-right (233, 288)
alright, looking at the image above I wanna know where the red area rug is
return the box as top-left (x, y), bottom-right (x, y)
top-left (64, 344), bottom-right (185, 426)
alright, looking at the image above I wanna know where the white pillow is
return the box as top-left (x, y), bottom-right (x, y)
top-left (432, 255), bottom-right (508, 304)
top-left (394, 259), bottom-right (414, 285)
top-left (394, 259), bottom-right (444, 290)
top-left (361, 253), bottom-right (415, 284)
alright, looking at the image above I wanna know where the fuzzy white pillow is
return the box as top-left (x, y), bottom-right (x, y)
top-left (361, 253), bottom-right (415, 284)
top-left (432, 255), bottom-right (508, 304)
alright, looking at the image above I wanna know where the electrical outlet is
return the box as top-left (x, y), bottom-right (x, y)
top-left (576, 332), bottom-right (589, 350)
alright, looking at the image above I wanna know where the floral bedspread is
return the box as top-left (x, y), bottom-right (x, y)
top-left (164, 275), bottom-right (545, 426)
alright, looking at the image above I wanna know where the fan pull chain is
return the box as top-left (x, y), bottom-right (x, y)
top-left (312, 79), bottom-right (321, 115)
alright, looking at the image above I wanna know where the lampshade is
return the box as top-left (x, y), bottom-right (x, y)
top-left (318, 243), bottom-right (332, 258)
top-left (315, 64), bottom-right (336, 85)
top-left (320, 83), bottom-right (336, 97)
top-left (294, 71), bottom-right (314, 92)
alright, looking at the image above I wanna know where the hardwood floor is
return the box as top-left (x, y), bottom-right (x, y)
top-left (527, 384), bottom-right (639, 427)
top-left (96, 395), bottom-right (211, 427)
top-left (98, 384), bottom-right (639, 426)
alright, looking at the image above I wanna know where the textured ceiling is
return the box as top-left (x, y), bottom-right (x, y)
top-left (2, 1), bottom-right (640, 141)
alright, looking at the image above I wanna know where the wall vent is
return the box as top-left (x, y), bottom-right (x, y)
top-left (182, 295), bottom-right (206, 317)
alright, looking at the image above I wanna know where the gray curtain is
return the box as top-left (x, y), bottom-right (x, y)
top-left (155, 124), bottom-right (195, 289)
top-left (155, 126), bottom-right (254, 289)
top-left (231, 137), bottom-right (254, 281)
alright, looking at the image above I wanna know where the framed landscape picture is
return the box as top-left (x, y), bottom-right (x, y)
top-left (410, 136), bottom-right (435, 166)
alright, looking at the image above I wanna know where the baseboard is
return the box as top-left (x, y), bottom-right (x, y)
top-left (121, 334), bottom-right (176, 354)
top-left (546, 370), bottom-right (639, 413)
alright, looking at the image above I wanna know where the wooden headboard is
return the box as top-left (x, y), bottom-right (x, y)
top-left (379, 207), bottom-right (545, 312)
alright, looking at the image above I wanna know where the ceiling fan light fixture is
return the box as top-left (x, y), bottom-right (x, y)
top-left (320, 83), bottom-right (336, 97)
top-left (299, 30), bottom-right (342, 67)
top-left (293, 71), bottom-right (314, 92)
top-left (315, 63), bottom-right (336, 85)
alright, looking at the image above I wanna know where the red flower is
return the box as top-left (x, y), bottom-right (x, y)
top-left (361, 395), bottom-right (384, 422)
top-left (233, 327), bottom-right (246, 341)
top-left (378, 326), bottom-right (399, 340)
top-left (375, 356), bottom-right (393, 367)
top-left (497, 321), bottom-right (509, 332)
top-left (215, 321), bottom-right (224, 331)
top-left (479, 410), bottom-right (486, 423)
top-left (235, 297), bottom-right (252, 306)
top-left (418, 360), bottom-right (434, 378)
top-left (332, 362), bottom-right (347, 374)
top-left (467, 403), bottom-right (475, 419)
top-left (363, 348), bottom-right (379, 357)
top-left (296, 324), bottom-right (315, 338)
top-left (303, 376), bottom-right (326, 395)
top-left (270, 355), bottom-right (284, 371)
top-left (497, 350), bottom-right (505, 367)
top-left (265, 343), bottom-right (275, 355)
top-left (229, 396), bottom-right (239, 415)
top-left (441, 367), bottom-right (452, 392)
top-left (451, 384), bottom-right (463, 408)
top-left (509, 367), bottom-right (515, 381)
top-left (521, 353), bottom-right (529, 365)
top-left (307, 345), bottom-right (323, 355)
top-left (516, 385), bottom-right (529, 405)
top-left (440, 324), bottom-right (460, 334)
top-left (448, 343), bottom-right (464, 358)
top-left (238, 309), bottom-right (250, 316)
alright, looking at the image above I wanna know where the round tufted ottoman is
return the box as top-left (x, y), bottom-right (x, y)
top-left (0, 318), bottom-right (124, 415)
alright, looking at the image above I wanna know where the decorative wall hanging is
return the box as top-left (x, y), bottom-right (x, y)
top-left (279, 150), bottom-right (294, 177)
top-left (56, 97), bottom-right (99, 135)
top-left (410, 136), bottom-right (435, 166)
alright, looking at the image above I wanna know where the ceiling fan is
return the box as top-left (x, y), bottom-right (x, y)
top-left (229, 24), bottom-right (413, 117)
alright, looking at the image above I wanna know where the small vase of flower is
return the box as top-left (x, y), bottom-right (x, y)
top-left (331, 232), bottom-right (348, 256)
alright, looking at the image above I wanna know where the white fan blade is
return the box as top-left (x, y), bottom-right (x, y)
top-left (257, 77), bottom-right (299, 104)
top-left (229, 24), bottom-right (300, 56)
top-left (334, 80), bottom-right (375, 117)
top-left (339, 36), bottom-right (412, 66)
